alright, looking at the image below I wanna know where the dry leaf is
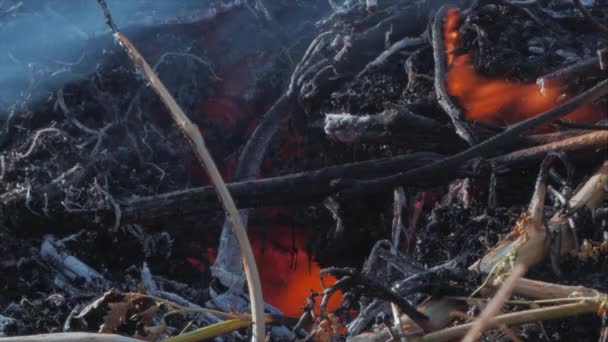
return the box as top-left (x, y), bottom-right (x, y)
top-left (131, 303), bottom-right (159, 325)
top-left (134, 321), bottom-right (167, 341)
top-left (100, 301), bottom-right (130, 333)
top-left (75, 289), bottom-right (124, 319)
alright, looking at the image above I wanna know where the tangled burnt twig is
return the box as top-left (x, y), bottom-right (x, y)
top-left (16, 127), bottom-right (67, 160)
top-left (432, 5), bottom-right (477, 146)
top-left (321, 267), bottom-right (432, 332)
top-left (95, 0), bottom-right (266, 340)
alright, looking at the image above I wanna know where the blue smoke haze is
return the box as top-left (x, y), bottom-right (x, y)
top-left (0, 0), bottom-right (216, 113)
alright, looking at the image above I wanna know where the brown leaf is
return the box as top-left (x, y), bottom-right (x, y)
top-left (100, 301), bottom-right (130, 333)
top-left (75, 289), bottom-right (124, 319)
top-left (131, 303), bottom-right (159, 325)
top-left (134, 321), bottom-right (167, 342)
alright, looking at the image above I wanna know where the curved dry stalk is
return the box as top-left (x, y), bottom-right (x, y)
top-left (462, 264), bottom-right (527, 342)
top-left (95, 1), bottom-right (265, 340)
top-left (18, 127), bottom-right (66, 159)
top-left (0, 333), bottom-right (143, 342)
top-left (164, 316), bottom-right (275, 342)
top-left (421, 300), bottom-right (599, 342)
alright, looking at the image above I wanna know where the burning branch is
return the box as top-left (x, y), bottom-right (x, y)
top-left (432, 5), bottom-right (477, 146)
top-left (339, 77), bottom-right (608, 196)
top-left (492, 130), bottom-right (608, 166)
top-left (95, 1), bottom-right (266, 340)
top-left (537, 48), bottom-right (608, 90)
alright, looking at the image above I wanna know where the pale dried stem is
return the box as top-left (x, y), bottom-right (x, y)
top-left (422, 300), bottom-right (598, 342)
top-left (462, 264), bottom-right (527, 342)
top-left (93, 1), bottom-right (265, 338)
top-left (18, 127), bottom-right (66, 159)
top-left (112, 31), bottom-right (266, 341)
top-left (0, 332), bottom-right (143, 342)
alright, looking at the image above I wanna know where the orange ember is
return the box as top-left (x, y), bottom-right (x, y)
top-left (249, 224), bottom-right (341, 317)
top-left (444, 9), bottom-right (601, 126)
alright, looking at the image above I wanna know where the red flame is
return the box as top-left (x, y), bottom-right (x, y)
top-left (188, 12), bottom-right (342, 316)
top-left (250, 222), bottom-right (341, 317)
top-left (444, 9), bottom-right (601, 126)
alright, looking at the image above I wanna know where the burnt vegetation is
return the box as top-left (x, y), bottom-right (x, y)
top-left (0, 0), bottom-right (607, 341)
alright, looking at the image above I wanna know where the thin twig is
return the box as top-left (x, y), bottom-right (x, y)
top-left (95, 1), bottom-right (265, 340)
top-left (98, 185), bottom-right (121, 232)
top-left (462, 264), bottom-right (527, 342)
top-left (491, 130), bottom-right (608, 166)
top-left (18, 127), bottom-right (66, 159)
top-left (432, 5), bottom-right (477, 146)
top-left (555, 120), bottom-right (608, 130)
top-left (572, 0), bottom-right (608, 34)
top-left (536, 48), bottom-right (607, 89)
top-left (320, 267), bottom-right (431, 332)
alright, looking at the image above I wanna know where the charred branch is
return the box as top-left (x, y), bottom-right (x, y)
top-left (555, 120), bottom-right (608, 130)
top-left (338, 78), bottom-right (608, 197)
top-left (323, 106), bottom-right (466, 149)
top-left (3, 129), bottom-right (604, 231)
top-left (432, 5), bottom-right (477, 146)
top-left (572, 0), bottom-right (608, 34)
top-left (492, 130), bottom-right (608, 169)
top-left (536, 48), bottom-right (608, 90)
top-left (2, 128), bottom-right (604, 232)
top-left (122, 153), bottom-right (442, 225)
top-left (108, 130), bottom-right (606, 225)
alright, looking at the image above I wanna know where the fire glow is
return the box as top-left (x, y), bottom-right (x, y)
top-left (444, 9), bottom-right (601, 126)
top-left (249, 224), bottom-right (340, 317)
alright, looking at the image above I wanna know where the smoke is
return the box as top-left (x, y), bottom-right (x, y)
top-left (0, 0), bottom-right (222, 114)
